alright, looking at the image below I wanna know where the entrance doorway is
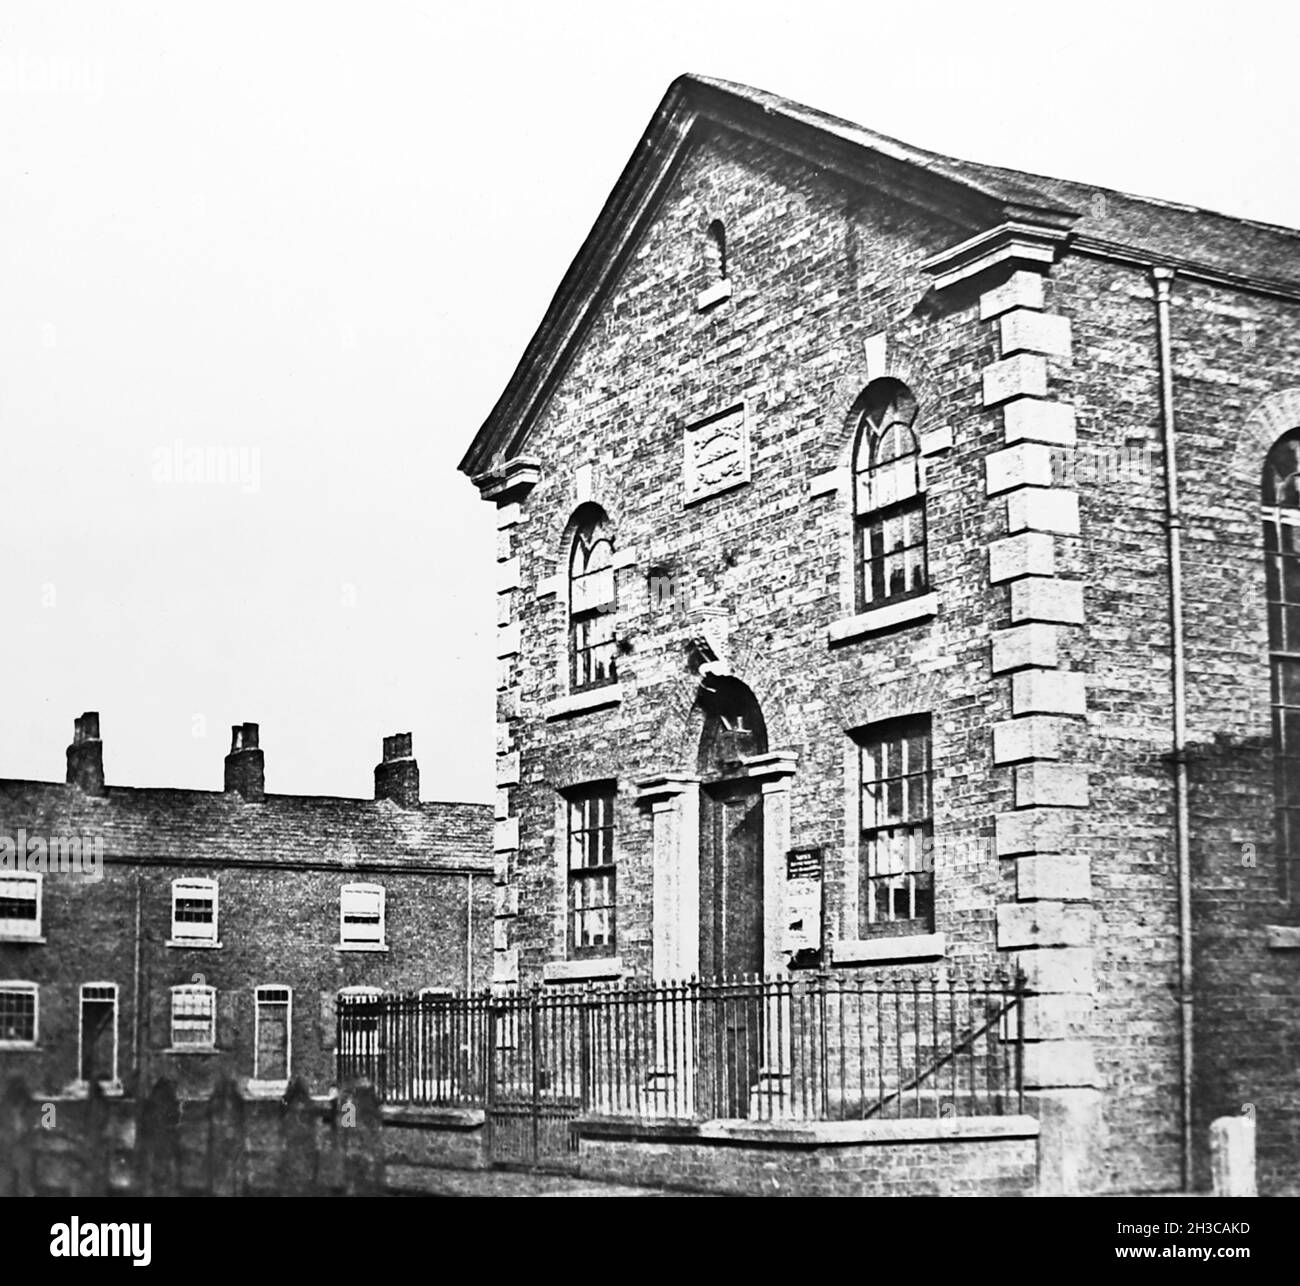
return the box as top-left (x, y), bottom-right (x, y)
top-left (79, 983), bottom-right (118, 1088)
top-left (697, 676), bottom-right (768, 1116)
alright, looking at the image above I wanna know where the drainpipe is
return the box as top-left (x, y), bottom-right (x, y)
top-left (132, 872), bottom-right (143, 1090)
top-left (1153, 266), bottom-right (1194, 1190)
top-left (466, 873), bottom-right (474, 993)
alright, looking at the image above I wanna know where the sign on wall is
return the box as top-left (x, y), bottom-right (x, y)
top-left (784, 845), bottom-right (824, 960)
top-left (683, 405), bottom-right (750, 504)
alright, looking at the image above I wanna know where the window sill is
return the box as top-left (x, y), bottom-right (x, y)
top-left (0, 1042), bottom-right (39, 1052)
top-left (696, 278), bottom-right (732, 311)
top-left (827, 592), bottom-right (938, 645)
top-left (833, 933), bottom-right (946, 965)
top-left (246, 1080), bottom-right (290, 1098)
top-left (69, 1080), bottom-right (125, 1098)
top-left (166, 939), bottom-right (222, 950)
top-left (543, 956), bottom-right (624, 984)
top-left (336, 943), bottom-right (389, 954)
top-left (1265, 924), bottom-right (1300, 950)
top-left (544, 684), bottom-right (623, 721)
top-left (163, 1046), bottom-right (220, 1056)
top-left (0, 934), bottom-right (46, 945)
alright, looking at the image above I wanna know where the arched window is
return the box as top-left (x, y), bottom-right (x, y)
top-left (851, 379), bottom-right (927, 611)
top-left (706, 219), bottom-right (727, 282)
top-left (1263, 428), bottom-right (1300, 903)
top-left (568, 507), bottom-right (617, 692)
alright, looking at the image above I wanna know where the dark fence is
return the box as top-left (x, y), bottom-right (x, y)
top-left (338, 969), bottom-right (1024, 1124)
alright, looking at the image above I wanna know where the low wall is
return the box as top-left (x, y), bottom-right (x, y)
top-left (575, 1116), bottom-right (1040, 1196)
top-left (381, 1106), bottom-right (488, 1187)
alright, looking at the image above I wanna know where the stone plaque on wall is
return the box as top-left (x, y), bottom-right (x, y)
top-left (683, 404), bottom-right (749, 504)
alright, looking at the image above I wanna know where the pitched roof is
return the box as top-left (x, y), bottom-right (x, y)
top-left (0, 779), bottom-right (493, 874)
top-left (689, 75), bottom-right (1300, 286)
top-left (460, 73), bottom-right (1300, 478)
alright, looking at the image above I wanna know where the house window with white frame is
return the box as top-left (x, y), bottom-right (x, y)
top-left (339, 883), bottom-right (385, 947)
top-left (565, 782), bottom-right (617, 958)
top-left (0, 982), bottom-right (38, 1048)
top-left (170, 984), bottom-right (216, 1048)
top-left (253, 986), bottom-right (292, 1085)
top-left (170, 878), bottom-right (218, 945)
top-left (855, 716), bottom-right (934, 938)
top-left (0, 873), bottom-right (42, 941)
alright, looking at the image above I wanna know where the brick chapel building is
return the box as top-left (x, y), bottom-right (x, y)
top-left (460, 75), bottom-right (1300, 1194)
top-left (0, 714), bottom-right (492, 1100)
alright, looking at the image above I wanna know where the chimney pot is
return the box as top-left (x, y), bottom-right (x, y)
top-left (230, 722), bottom-right (259, 753)
top-left (66, 711), bottom-right (105, 795)
top-left (382, 732), bottom-right (413, 763)
top-left (375, 732), bottom-right (419, 807)
top-left (225, 722), bottom-right (265, 800)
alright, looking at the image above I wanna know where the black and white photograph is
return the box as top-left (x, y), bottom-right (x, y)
top-left (0, 0), bottom-right (1296, 1244)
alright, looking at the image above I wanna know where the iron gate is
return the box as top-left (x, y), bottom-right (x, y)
top-left (485, 988), bottom-right (587, 1170)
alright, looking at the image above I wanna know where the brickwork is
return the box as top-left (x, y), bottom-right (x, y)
top-left (464, 76), bottom-right (1300, 1194)
top-left (0, 719), bottom-right (493, 1100)
top-left (492, 129), bottom-right (1010, 990)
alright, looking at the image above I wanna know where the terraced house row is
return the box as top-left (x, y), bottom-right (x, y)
top-left (457, 74), bottom-right (1300, 1194)
top-left (0, 714), bottom-right (492, 1099)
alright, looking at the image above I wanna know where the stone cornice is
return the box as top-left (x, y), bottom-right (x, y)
top-left (473, 456), bottom-right (542, 504)
top-left (921, 220), bottom-right (1073, 294)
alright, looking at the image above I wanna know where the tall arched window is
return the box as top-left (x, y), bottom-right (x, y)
top-left (1264, 428), bottom-right (1300, 904)
top-left (851, 379), bottom-right (927, 611)
top-left (568, 507), bottom-right (617, 692)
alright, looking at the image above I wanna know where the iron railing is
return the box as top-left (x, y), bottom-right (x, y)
top-left (337, 968), bottom-right (1024, 1123)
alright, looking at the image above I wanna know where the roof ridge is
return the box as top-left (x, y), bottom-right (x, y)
top-left (0, 778), bottom-right (490, 810)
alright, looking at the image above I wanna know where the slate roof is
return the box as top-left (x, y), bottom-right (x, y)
top-left (460, 73), bottom-right (1300, 477)
top-left (0, 779), bottom-right (493, 873)
top-left (691, 74), bottom-right (1300, 290)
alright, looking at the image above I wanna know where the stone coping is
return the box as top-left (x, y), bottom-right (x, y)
top-left (574, 1114), bottom-right (1039, 1148)
top-left (380, 1105), bottom-right (486, 1130)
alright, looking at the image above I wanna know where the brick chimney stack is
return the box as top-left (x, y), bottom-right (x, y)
top-left (224, 723), bottom-right (264, 801)
top-left (375, 732), bottom-right (420, 808)
top-left (66, 712), bottom-right (105, 795)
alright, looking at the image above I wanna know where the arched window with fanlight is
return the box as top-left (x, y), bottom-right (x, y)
top-left (851, 379), bottom-right (927, 612)
top-left (1263, 427), bottom-right (1300, 904)
top-left (568, 506), bottom-right (618, 692)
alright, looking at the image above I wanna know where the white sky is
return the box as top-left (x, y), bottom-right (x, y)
top-left (1, 0), bottom-right (1296, 804)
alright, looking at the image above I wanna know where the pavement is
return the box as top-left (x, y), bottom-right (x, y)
top-left (386, 1163), bottom-right (712, 1197)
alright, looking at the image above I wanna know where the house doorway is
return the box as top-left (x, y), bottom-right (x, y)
top-left (79, 984), bottom-right (118, 1088)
